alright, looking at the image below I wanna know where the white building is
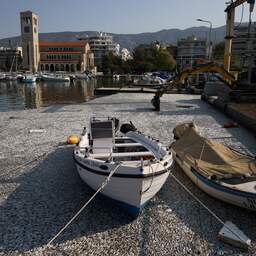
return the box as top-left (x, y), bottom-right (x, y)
top-left (81, 33), bottom-right (118, 68)
top-left (115, 44), bottom-right (120, 56)
top-left (177, 36), bottom-right (207, 70)
top-left (121, 48), bottom-right (132, 61)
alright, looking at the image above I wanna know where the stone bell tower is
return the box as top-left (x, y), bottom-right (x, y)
top-left (20, 11), bottom-right (40, 72)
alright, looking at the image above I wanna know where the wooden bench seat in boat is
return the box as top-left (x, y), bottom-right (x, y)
top-left (114, 143), bottom-right (141, 147)
top-left (90, 151), bottom-right (154, 159)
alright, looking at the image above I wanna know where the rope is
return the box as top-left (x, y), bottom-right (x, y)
top-left (46, 163), bottom-right (121, 246)
top-left (0, 153), bottom-right (48, 178)
top-left (0, 142), bottom-right (65, 178)
top-left (142, 160), bottom-right (154, 194)
top-left (234, 3), bottom-right (244, 29)
top-left (199, 141), bottom-right (206, 163)
top-left (157, 161), bottom-right (247, 245)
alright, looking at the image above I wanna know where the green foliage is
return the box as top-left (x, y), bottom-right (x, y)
top-left (132, 44), bottom-right (176, 73)
top-left (102, 43), bottom-right (176, 74)
top-left (102, 52), bottom-right (123, 74)
top-left (212, 41), bottom-right (225, 63)
top-left (212, 41), bottom-right (242, 70)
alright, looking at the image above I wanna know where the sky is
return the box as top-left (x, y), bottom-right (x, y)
top-left (0, 0), bottom-right (255, 39)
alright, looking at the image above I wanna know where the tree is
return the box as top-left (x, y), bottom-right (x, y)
top-left (101, 43), bottom-right (176, 74)
top-left (102, 52), bottom-right (122, 74)
top-left (132, 44), bottom-right (176, 73)
top-left (212, 41), bottom-right (225, 63)
top-left (212, 41), bottom-right (242, 70)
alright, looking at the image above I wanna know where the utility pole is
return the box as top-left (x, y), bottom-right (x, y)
top-left (196, 19), bottom-right (213, 61)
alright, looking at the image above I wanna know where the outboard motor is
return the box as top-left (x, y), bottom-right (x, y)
top-left (113, 118), bottom-right (120, 132)
top-left (151, 93), bottom-right (160, 111)
top-left (120, 121), bottom-right (137, 134)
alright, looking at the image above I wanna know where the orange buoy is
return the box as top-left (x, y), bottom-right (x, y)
top-left (67, 135), bottom-right (79, 145)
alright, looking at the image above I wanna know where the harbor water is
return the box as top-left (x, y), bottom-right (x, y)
top-left (0, 76), bottom-right (128, 111)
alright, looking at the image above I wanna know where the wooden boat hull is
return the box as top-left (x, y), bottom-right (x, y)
top-left (23, 78), bottom-right (36, 83)
top-left (172, 151), bottom-right (256, 211)
top-left (41, 74), bottom-right (70, 82)
top-left (74, 152), bottom-right (173, 216)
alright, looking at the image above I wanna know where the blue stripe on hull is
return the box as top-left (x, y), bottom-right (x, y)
top-left (112, 198), bottom-right (147, 217)
top-left (191, 167), bottom-right (256, 199)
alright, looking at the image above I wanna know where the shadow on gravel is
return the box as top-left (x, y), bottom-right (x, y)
top-left (158, 165), bottom-right (256, 254)
top-left (161, 98), bottom-right (256, 155)
top-left (117, 108), bottom-right (154, 113)
top-left (0, 146), bottom-right (133, 253)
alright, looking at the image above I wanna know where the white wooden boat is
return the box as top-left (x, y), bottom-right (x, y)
top-left (41, 73), bottom-right (70, 82)
top-left (75, 73), bottom-right (88, 80)
top-left (4, 74), bottom-right (17, 81)
top-left (171, 122), bottom-right (256, 211)
top-left (0, 73), bottom-right (6, 81)
top-left (23, 75), bottom-right (36, 83)
top-left (133, 74), bottom-right (167, 88)
top-left (74, 117), bottom-right (174, 216)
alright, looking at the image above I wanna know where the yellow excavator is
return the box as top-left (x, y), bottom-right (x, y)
top-left (152, 0), bottom-right (255, 110)
top-left (172, 61), bottom-right (237, 88)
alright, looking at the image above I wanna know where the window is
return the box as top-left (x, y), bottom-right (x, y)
top-left (34, 18), bottom-right (37, 25)
top-left (25, 17), bottom-right (31, 24)
top-left (34, 27), bottom-right (37, 33)
top-left (24, 26), bottom-right (30, 33)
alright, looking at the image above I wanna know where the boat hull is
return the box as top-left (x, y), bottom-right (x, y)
top-left (41, 75), bottom-right (70, 82)
top-left (23, 79), bottom-right (36, 83)
top-left (74, 153), bottom-right (173, 216)
top-left (172, 151), bottom-right (256, 211)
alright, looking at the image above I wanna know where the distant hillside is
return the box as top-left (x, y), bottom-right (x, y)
top-left (0, 26), bottom-right (226, 51)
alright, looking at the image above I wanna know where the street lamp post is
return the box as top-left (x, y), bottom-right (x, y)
top-left (196, 19), bottom-right (213, 61)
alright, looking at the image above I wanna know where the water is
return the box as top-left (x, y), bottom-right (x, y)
top-left (0, 77), bottom-right (127, 111)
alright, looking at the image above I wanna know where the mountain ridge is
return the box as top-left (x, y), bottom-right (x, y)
top-left (0, 26), bottom-right (226, 51)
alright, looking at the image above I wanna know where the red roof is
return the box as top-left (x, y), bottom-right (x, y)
top-left (40, 51), bottom-right (82, 54)
top-left (40, 60), bottom-right (78, 63)
top-left (39, 41), bottom-right (88, 47)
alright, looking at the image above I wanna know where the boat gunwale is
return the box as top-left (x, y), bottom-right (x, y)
top-left (74, 152), bottom-right (172, 179)
top-left (190, 166), bottom-right (256, 198)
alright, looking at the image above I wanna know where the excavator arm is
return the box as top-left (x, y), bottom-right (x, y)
top-left (151, 62), bottom-right (237, 110)
top-left (174, 62), bottom-right (237, 88)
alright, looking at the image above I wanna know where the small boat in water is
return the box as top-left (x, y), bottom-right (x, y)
top-left (41, 73), bottom-right (70, 82)
top-left (0, 73), bottom-right (6, 81)
top-left (22, 75), bottom-right (37, 83)
top-left (3, 73), bottom-right (17, 81)
top-left (133, 73), bottom-right (167, 87)
top-left (74, 73), bottom-right (88, 80)
top-left (74, 117), bottom-right (174, 216)
top-left (171, 122), bottom-right (256, 211)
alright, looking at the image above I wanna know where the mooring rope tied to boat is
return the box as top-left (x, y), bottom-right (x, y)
top-left (46, 163), bottom-right (121, 247)
top-left (157, 161), bottom-right (247, 245)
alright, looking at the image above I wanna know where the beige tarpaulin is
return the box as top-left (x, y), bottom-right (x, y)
top-left (172, 123), bottom-right (256, 179)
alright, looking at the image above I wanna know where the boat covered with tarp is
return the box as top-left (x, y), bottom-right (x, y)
top-left (171, 122), bottom-right (256, 211)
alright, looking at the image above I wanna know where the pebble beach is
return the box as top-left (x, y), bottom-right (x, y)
top-left (1, 93), bottom-right (256, 256)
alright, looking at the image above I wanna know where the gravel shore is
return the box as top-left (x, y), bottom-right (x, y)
top-left (0, 93), bottom-right (256, 256)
